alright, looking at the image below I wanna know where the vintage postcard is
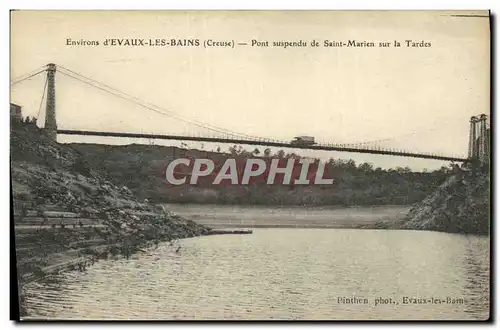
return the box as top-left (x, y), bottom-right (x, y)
top-left (10, 10), bottom-right (491, 321)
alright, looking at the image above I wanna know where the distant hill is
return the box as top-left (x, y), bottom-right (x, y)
top-left (70, 142), bottom-right (451, 206)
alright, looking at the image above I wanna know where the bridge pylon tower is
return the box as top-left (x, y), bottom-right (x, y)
top-left (44, 63), bottom-right (57, 141)
top-left (468, 114), bottom-right (490, 163)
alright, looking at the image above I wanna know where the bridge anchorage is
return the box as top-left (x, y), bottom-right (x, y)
top-left (12, 63), bottom-right (486, 164)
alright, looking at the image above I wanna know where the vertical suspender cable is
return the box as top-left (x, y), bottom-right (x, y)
top-left (36, 75), bottom-right (49, 124)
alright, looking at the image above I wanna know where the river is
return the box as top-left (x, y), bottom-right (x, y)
top-left (22, 205), bottom-right (490, 320)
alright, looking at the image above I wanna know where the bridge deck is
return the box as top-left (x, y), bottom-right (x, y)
top-left (57, 129), bottom-right (468, 162)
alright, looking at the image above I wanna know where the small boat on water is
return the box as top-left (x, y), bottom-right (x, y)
top-left (204, 229), bottom-right (253, 236)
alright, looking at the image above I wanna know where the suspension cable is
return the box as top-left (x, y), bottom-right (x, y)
top-left (12, 64), bottom-right (466, 158)
top-left (55, 64), bottom-right (273, 141)
top-left (36, 75), bottom-right (49, 122)
top-left (11, 65), bottom-right (48, 85)
top-left (57, 67), bottom-right (280, 141)
top-left (57, 70), bottom-right (251, 137)
top-left (334, 116), bottom-right (466, 148)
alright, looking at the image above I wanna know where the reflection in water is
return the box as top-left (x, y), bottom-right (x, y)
top-left (22, 229), bottom-right (489, 320)
top-left (462, 236), bottom-right (490, 319)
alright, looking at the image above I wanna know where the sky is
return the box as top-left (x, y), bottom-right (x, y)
top-left (10, 10), bottom-right (490, 170)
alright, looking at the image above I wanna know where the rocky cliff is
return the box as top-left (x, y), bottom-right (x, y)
top-left (402, 168), bottom-right (490, 235)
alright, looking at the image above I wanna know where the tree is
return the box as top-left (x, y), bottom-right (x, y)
top-left (264, 148), bottom-right (272, 157)
top-left (252, 148), bottom-right (260, 156)
top-left (276, 150), bottom-right (285, 158)
top-left (345, 159), bottom-right (356, 169)
top-left (229, 145), bottom-right (238, 155)
top-left (358, 162), bottom-right (374, 172)
top-left (395, 166), bottom-right (412, 174)
top-left (437, 166), bottom-right (450, 174)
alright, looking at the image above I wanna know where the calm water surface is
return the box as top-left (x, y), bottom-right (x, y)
top-left (23, 206), bottom-right (490, 320)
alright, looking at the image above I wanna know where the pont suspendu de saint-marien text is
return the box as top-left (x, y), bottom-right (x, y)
top-left (65, 38), bottom-right (432, 49)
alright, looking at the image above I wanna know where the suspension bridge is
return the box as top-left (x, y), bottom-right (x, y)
top-left (10, 63), bottom-right (490, 163)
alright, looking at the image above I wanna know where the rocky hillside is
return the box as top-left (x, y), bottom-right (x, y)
top-left (402, 168), bottom-right (490, 235)
top-left (11, 123), bottom-right (210, 315)
top-left (71, 142), bottom-right (449, 206)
